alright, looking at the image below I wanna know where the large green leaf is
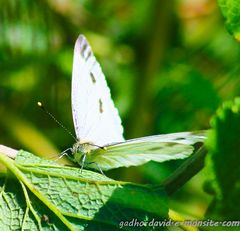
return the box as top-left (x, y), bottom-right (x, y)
top-left (218, 0), bottom-right (240, 41)
top-left (206, 97), bottom-right (240, 222)
top-left (0, 150), bottom-right (168, 230)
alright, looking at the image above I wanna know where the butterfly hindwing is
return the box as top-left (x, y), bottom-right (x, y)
top-left (71, 35), bottom-right (124, 146)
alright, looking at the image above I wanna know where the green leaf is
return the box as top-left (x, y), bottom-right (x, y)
top-left (0, 150), bottom-right (168, 230)
top-left (218, 0), bottom-right (240, 41)
top-left (206, 97), bottom-right (240, 220)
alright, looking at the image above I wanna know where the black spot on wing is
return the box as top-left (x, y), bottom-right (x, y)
top-left (99, 99), bottom-right (103, 113)
top-left (175, 137), bottom-right (185, 141)
top-left (166, 142), bottom-right (178, 147)
top-left (148, 147), bottom-right (163, 151)
top-left (79, 36), bottom-right (93, 61)
top-left (90, 72), bottom-right (96, 83)
top-left (148, 143), bottom-right (177, 151)
top-left (80, 43), bottom-right (87, 58)
top-left (147, 142), bottom-right (179, 151)
top-left (85, 50), bottom-right (92, 61)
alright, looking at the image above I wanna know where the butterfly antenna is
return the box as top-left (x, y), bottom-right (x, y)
top-left (37, 102), bottom-right (77, 142)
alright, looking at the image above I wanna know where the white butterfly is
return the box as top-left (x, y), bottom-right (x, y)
top-left (69, 34), bottom-right (206, 172)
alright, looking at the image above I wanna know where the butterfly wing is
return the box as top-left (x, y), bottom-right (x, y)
top-left (71, 35), bottom-right (124, 146)
top-left (87, 131), bottom-right (206, 171)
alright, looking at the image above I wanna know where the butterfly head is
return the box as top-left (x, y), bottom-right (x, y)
top-left (71, 141), bottom-right (94, 163)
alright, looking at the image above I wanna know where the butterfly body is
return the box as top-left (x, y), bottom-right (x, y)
top-left (70, 34), bottom-right (206, 171)
top-left (72, 140), bottom-right (103, 165)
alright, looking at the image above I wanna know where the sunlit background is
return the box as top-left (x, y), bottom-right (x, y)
top-left (1, 0), bottom-right (239, 225)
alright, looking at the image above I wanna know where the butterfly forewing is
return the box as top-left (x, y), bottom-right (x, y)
top-left (106, 131), bottom-right (207, 146)
top-left (87, 131), bottom-right (206, 171)
top-left (71, 35), bottom-right (124, 146)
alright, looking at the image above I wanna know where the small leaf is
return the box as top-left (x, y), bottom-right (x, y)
top-left (206, 97), bottom-right (240, 220)
top-left (0, 150), bottom-right (168, 230)
top-left (218, 0), bottom-right (240, 41)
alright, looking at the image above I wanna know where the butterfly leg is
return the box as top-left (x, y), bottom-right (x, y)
top-left (58, 148), bottom-right (73, 159)
top-left (86, 161), bottom-right (105, 176)
top-left (80, 154), bottom-right (86, 173)
top-left (95, 163), bottom-right (105, 176)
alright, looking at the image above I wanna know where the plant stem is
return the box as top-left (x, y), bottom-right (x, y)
top-left (162, 146), bottom-right (207, 195)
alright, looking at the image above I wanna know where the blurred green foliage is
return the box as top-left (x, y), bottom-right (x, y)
top-left (206, 98), bottom-right (240, 221)
top-left (218, 0), bottom-right (240, 41)
top-left (0, 0), bottom-right (240, 228)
